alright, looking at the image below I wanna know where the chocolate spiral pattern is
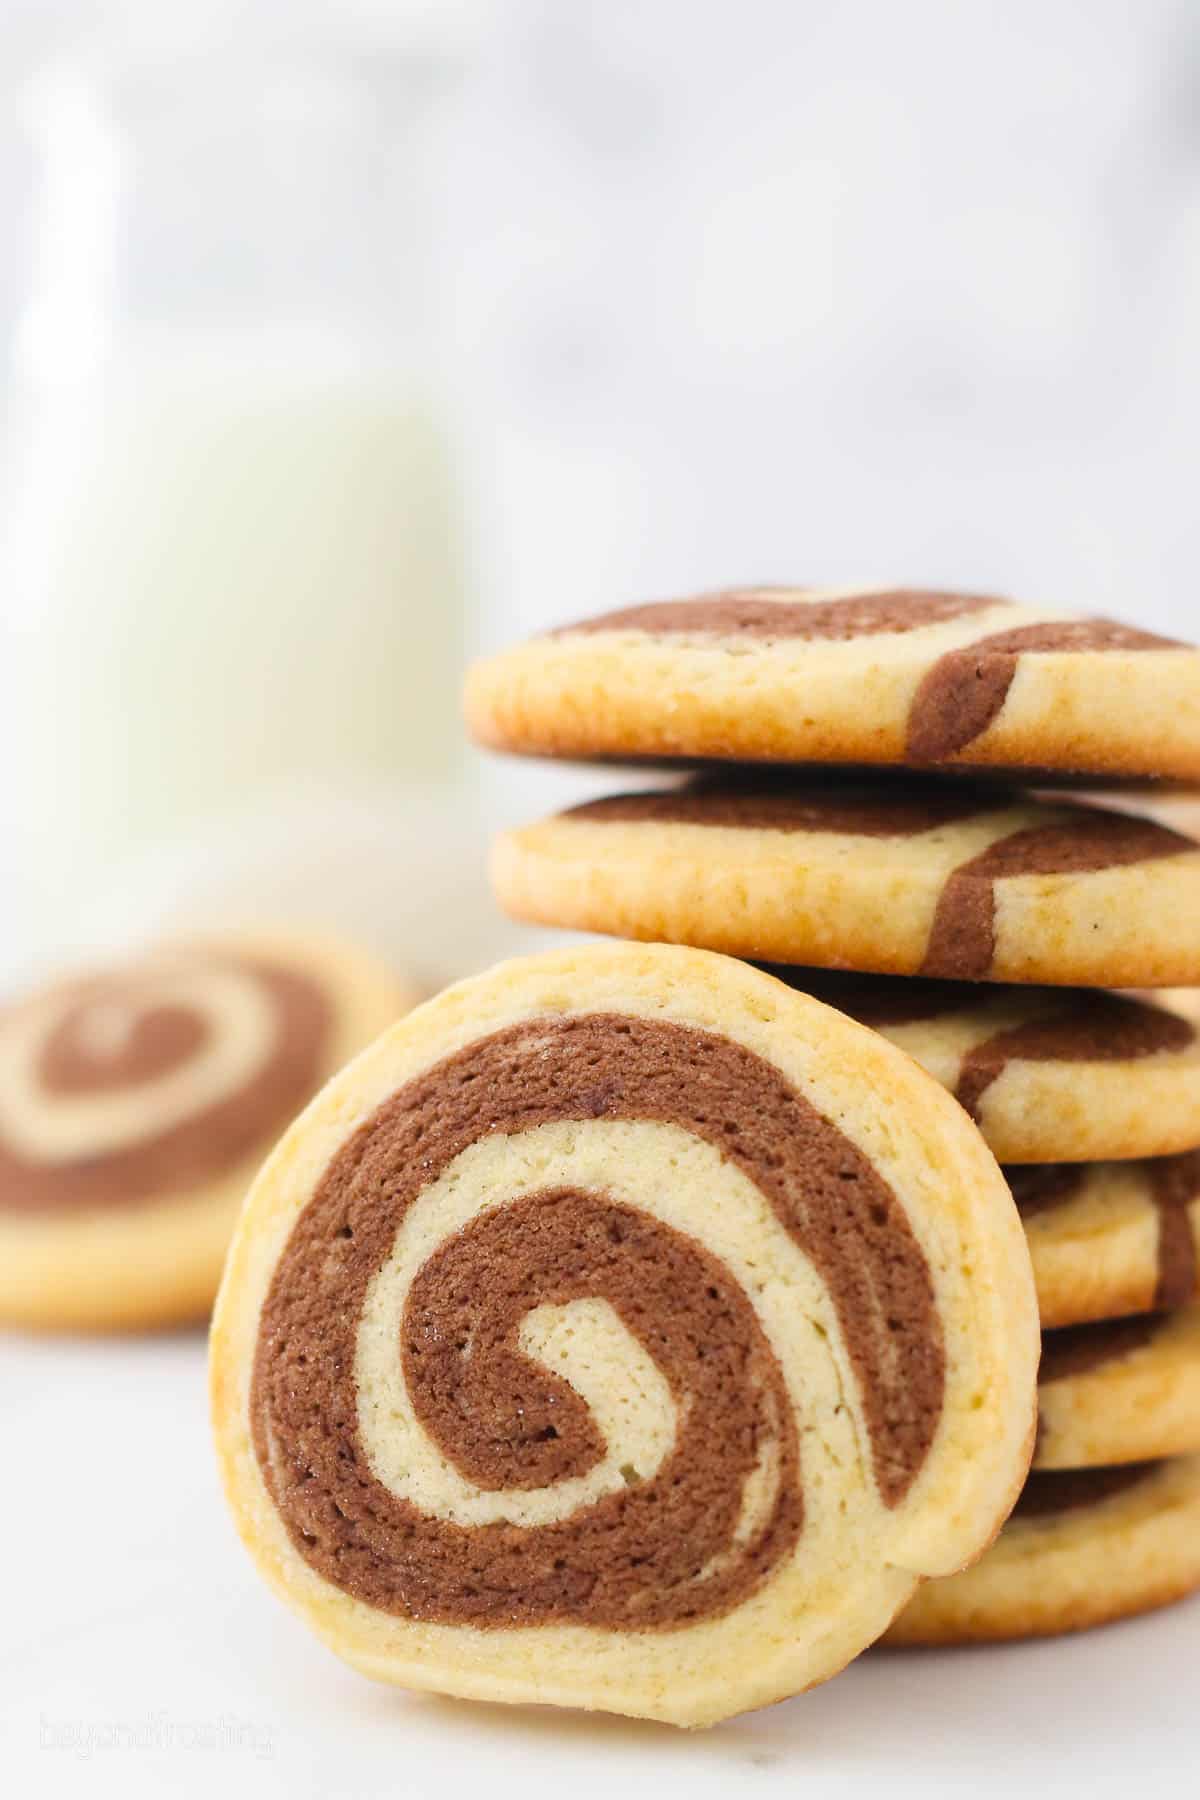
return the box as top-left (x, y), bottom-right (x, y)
top-left (907, 617), bottom-right (1182, 761)
top-left (251, 1012), bottom-right (945, 1631)
top-left (560, 589), bottom-right (1182, 762)
top-left (1010, 1154), bottom-right (1200, 1316)
top-left (0, 951), bottom-right (330, 1211)
top-left (561, 782), bottom-right (1195, 981)
top-left (561, 587), bottom-right (1004, 643)
top-left (764, 971), bottom-right (1197, 1124)
top-left (918, 812), bottom-right (1191, 979)
top-left (1033, 1302), bottom-right (1200, 1471)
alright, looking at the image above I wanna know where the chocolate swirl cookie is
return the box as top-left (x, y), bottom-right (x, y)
top-left (491, 779), bottom-right (1200, 988)
top-left (464, 585), bottom-right (1200, 779)
top-left (210, 944), bottom-right (1038, 1726)
top-left (758, 972), bottom-right (1200, 1164)
top-left (1004, 1154), bottom-right (1200, 1328)
top-left (0, 930), bottom-right (414, 1331)
top-left (1034, 1304), bottom-right (1200, 1470)
top-left (886, 1454), bottom-right (1200, 1645)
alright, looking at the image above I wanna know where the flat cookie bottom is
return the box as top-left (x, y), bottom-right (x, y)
top-left (885, 1455), bottom-right (1200, 1645)
top-left (759, 971), bottom-right (1200, 1169)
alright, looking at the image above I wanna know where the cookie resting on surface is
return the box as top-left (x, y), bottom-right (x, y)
top-left (210, 944), bottom-right (1039, 1726)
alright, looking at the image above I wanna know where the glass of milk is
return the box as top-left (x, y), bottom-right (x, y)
top-left (2, 12), bottom-right (501, 985)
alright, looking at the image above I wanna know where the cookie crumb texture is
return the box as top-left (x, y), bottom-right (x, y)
top-left (211, 945), bottom-right (1038, 1726)
top-left (464, 586), bottom-right (1200, 779)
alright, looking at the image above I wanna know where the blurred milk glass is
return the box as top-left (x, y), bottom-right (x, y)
top-left (4, 10), bottom-right (495, 983)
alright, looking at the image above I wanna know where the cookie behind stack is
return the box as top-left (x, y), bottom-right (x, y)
top-left (0, 928), bottom-right (416, 1330)
top-left (470, 583), bottom-right (1200, 1645)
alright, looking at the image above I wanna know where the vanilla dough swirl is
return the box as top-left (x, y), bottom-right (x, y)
top-left (0, 952), bottom-right (330, 1211)
top-left (250, 1012), bottom-right (946, 1632)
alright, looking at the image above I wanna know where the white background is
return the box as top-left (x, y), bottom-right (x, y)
top-left (2, 3), bottom-right (1199, 1794)
top-left (1, 0), bottom-right (1199, 652)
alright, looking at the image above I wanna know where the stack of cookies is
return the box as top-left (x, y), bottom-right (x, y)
top-left (467, 584), bottom-right (1200, 1647)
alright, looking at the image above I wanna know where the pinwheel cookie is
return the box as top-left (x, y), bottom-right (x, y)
top-left (886, 1457), bottom-right (1200, 1644)
top-left (0, 929), bottom-right (415, 1331)
top-left (464, 586), bottom-right (1200, 779)
top-left (492, 779), bottom-right (1200, 987)
top-left (1009, 1156), bottom-right (1200, 1329)
top-left (760, 972), bottom-right (1200, 1164)
top-left (210, 944), bottom-right (1038, 1727)
top-left (1035, 1305), bottom-right (1200, 1469)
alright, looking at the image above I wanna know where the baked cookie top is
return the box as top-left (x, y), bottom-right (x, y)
top-left (492, 778), bottom-right (1200, 986)
top-left (759, 971), bottom-right (1200, 1163)
top-left (465, 586), bottom-right (1200, 779)
top-left (211, 942), bottom-right (1037, 1726)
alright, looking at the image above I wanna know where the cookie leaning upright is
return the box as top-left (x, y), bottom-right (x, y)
top-left (0, 929), bottom-right (416, 1331)
top-left (464, 586), bottom-right (1200, 780)
top-left (210, 944), bottom-right (1038, 1727)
